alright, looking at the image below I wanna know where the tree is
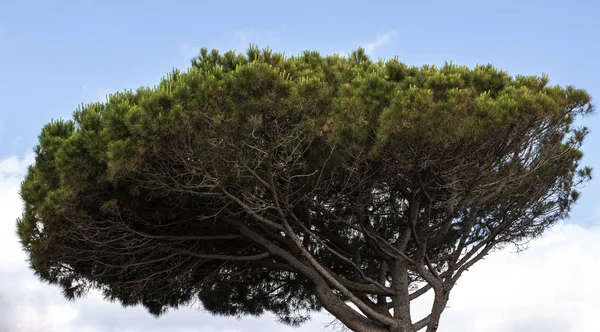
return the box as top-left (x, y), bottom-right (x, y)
top-left (17, 47), bottom-right (593, 332)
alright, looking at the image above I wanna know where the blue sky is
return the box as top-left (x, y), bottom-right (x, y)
top-left (1, 1), bottom-right (599, 331)
top-left (2, 0), bottom-right (599, 224)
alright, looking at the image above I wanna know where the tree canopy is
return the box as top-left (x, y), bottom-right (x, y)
top-left (17, 47), bottom-right (593, 332)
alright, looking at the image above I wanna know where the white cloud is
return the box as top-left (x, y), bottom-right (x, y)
top-left (0, 152), bottom-right (34, 270)
top-left (1, 153), bottom-right (598, 331)
top-left (411, 223), bottom-right (600, 331)
top-left (362, 31), bottom-right (396, 56)
top-left (0, 152), bottom-right (34, 176)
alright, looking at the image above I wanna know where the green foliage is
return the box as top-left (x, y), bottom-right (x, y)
top-left (17, 47), bottom-right (593, 327)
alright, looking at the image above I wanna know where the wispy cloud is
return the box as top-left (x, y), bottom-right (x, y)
top-left (233, 28), bottom-right (276, 51)
top-left (181, 44), bottom-right (201, 59)
top-left (81, 86), bottom-right (110, 103)
top-left (181, 29), bottom-right (278, 59)
top-left (334, 31), bottom-right (397, 57)
top-left (362, 31), bottom-right (396, 55)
